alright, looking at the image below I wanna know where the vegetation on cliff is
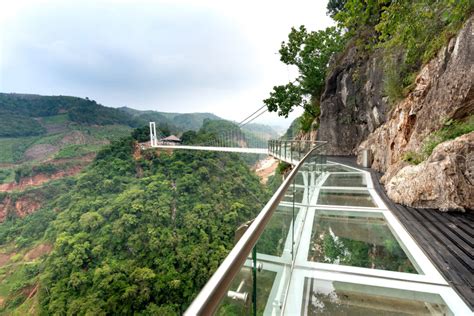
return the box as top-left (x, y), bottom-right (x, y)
top-left (264, 26), bottom-right (346, 132)
top-left (403, 115), bottom-right (474, 165)
top-left (0, 122), bottom-right (269, 313)
top-left (266, 0), bottom-right (473, 133)
top-left (333, 0), bottom-right (473, 103)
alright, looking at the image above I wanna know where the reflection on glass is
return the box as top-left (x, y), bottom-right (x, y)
top-left (302, 278), bottom-right (452, 316)
top-left (294, 172), bottom-right (305, 186)
top-left (216, 266), bottom-right (276, 316)
top-left (283, 186), bottom-right (305, 204)
top-left (308, 212), bottom-right (417, 273)
top-left (257, 206), bottom-right (295, 257)
top-left (320, 164), bottom-right (355, 172)
top-left (317, 189), bottom-right (377, 207)
top-left (323, 174), bottom-right (367, 187)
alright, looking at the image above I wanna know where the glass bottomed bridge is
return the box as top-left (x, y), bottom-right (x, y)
top-left (146, 139), bottom-right (472, 315)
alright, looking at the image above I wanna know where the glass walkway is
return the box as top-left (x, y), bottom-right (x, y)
top-left (186, 141), bottom-right (472, 315)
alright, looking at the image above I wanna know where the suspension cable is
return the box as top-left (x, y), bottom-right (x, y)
top-left (237, 105), bottom-right (267, 126)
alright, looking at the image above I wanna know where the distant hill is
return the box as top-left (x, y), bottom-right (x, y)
top-left (0, 93), bottom-right (140, 137)
top-left (119, 106), bottom-right (221, 132)
top-left (241, 123), bottom-right (280, 140)
top-left (0, 94), bottom-right (226, 166)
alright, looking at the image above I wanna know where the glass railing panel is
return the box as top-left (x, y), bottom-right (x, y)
top-left (187, 141), bottom-right (327, 315)
top-left (282, 186), bottom-right (305, 204)
top-left (293, 172), bottom-right (305, 186)
top-left (307, 210), bottom-right (419, 273)
top-left (317, 188), bottom-right (377, 207)
top-left (301, 278), bottom-right (453, 316)
top-left (215, 254), bottom-right (254, 315)
top-left (216, 249), bottom-right (279, 316)
top-left (257, 205), bottom-right (296, 257)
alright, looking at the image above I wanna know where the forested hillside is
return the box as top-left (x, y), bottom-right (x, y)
top-left (0, 123), bottom-right (269, 313)
top-left (0, 93), bottom-right (140, 137)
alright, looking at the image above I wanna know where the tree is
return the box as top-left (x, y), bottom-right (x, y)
top-left (327, 0), bottom-right (347, 17)
top-left (264, 26), bottom-right (345, 120)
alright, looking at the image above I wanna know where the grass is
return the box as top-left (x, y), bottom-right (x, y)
top-left (0, 138), bottom-right (38, 163)
top-left (0, 262), bottom-right (40, 313)
top-left (55, 144), bottom-right (104, 159)
top-left (9, 293), bottom-right (39, 316)
top-left (0, 241), bottom-right (43, 314)
top-left (75, 124), bottom-right (132, 141)
top-left (0, 125), bottom-right (131, 163)
top-left (403, 116), bottom-right (474, 165)
top-left (0, 169), bottom-right (14, 184)
top-left (40, 114), bottom-right (69, 125)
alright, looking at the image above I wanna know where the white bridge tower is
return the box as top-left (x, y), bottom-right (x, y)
top-left (149, 122), bottom-right (157, 147)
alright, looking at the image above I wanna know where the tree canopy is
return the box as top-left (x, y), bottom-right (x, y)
top-left (263, 26), bottom-right (345, 123)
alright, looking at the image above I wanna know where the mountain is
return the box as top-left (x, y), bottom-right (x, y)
top-left (241, 123), bottom-right (280, 140)
top-left (0, 123), bottom-right (268, 314)
top-left (0, 93), bottom-right (140, 138)
top-left (118, 106), bottom-right (221, 132)
top-left (0, 94), bottom-right (237, 224)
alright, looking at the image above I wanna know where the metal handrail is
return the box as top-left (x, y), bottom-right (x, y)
top-left (184, 141), bottom-right (327, 315)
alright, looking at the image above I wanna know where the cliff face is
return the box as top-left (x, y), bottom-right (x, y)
top-left (317, 16), bottom-right (473, 210)
top-left (317, 41), bottom-right (389, 155)
top-left (358, 17), bottom-right (473, 171)
top-left (358, 16), bottom-right (473, 211)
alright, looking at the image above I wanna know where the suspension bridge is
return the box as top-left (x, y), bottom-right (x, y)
top-left (146, 106), bottom-right (281, 156)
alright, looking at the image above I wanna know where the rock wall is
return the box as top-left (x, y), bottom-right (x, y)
top-left (385, 132), bottom-right (473, 211)
top-left (357, 16), bottom-right (474, 211)
top-left (317, 40), bottom-right (389, 155)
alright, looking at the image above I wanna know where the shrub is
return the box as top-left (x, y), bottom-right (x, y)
top-left (403, 116), bottom-right (474, 164)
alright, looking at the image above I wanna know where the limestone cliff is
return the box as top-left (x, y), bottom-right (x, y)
top-left (316, 16), bottom-right (473, 210)
top-left (358, 16), bottom-right (473, 211)
top-left (317, 40), bottom-right (389, 155)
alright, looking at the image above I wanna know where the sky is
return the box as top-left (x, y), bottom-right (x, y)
top-left (0, 0), bottom-right (334, 128)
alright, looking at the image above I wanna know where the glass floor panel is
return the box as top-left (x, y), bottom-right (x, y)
top-left (320, 164), bottom-right (356, 172)
top-left (317, 189), bottom-right (377, 207)
top-left (302, 278), bottom-right (452, 316)
top-left (257, 206), bottom-right (296, 257)
top-left (308, 211), bottom-right (418, 273)
top-left (323, 173), bottom-right (367, 187)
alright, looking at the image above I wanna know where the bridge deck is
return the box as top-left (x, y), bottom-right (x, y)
top-left (328, 155), bottom-right (474, 310)
top-left (148, 145), bottom-right (268, 154)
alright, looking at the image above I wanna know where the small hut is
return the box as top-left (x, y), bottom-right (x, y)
top-left (161, 135), bottom-right (181, 145)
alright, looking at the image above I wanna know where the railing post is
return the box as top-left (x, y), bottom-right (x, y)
top-left (290, 141), bottom-right (293, 163)
top-left (298, 141), bottom-right (301, 161)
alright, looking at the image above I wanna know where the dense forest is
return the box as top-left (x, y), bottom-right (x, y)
top-left (0, 122), bottom-right (270, 314)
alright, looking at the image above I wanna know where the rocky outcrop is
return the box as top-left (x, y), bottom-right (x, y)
top-left (357, 16), bottom-right (474, 210)
top-left (0, 165), bottom-right (84, 192)
top-left (385, 133), bottom-right (473, 211)
top-left (317, 39), bottom-right (389, 155)
top-left (0, 196), bottom-right (42, 222)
